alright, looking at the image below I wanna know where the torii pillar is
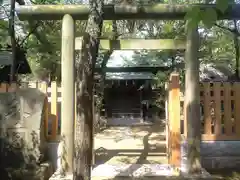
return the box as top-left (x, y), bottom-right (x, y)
top-left (58, 14), bottom-right (75, 175)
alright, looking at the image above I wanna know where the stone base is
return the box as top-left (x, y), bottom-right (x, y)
top-left (181, 139), bottom-right (240, 170)
top-left (49, 173), bottom-right (73, 180)
top-left (92, 164), bottom-right (179, 177)
top-left (202, 157), bottom-right (240, 169)
top-left (49, 164), bottom-right (221, 180)
top-left (7, 161), bottom-right (53, 180)
top-left (180, 168), bottom-right (212, 178)
top-left (49, 164), bottom-right (178, 180)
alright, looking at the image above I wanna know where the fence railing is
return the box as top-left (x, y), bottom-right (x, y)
top-left (167, 73), bottom-right (240, 166)
top-left (180, 81), bottom-right (240, 141)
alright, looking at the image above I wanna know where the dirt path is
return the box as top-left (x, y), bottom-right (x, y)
top-left (94, 123), bottom-right (167, 165)
top-left (92, 120), bottom-right (177, 179)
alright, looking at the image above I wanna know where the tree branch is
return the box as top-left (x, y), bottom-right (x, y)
top-left (19, 22), bottom-right (40, 47)
top-left (214, 23), bottom-right (240, 36)
top-left (100, 19), bottom-right (119, 70)
top-left (15, 0), bottom-right (53, 51)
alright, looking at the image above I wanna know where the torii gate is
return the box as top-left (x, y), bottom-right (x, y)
top-left (16, 3), bottom-right (240, 176)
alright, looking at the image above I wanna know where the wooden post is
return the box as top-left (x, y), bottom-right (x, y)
top-left (8, 83), bottom-right (18, 92)
top-left (213, 82), bottom-right (221, 135)
top-left (184, 23), bottom-right (201, 174)
top-left (234, 83), bottom-right (240, 135)
top-left (60, 14), bottom-right (75, 173)
top-left (168, 73), bottom-right (181, 166)
top-left (50, 81), bottom-right (58, 140)
top-left (40, 82), bottom-right (49, 138)
top-left (203, 82), bottom-right (211, 135)
top-left (92, 94), bottom-right (95, 166)
top-left (165, 83), bottom-right (169, 157)
top-left (0, 83), bottom-right (7, 92)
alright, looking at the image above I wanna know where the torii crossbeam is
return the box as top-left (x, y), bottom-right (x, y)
top-left (16, 4), bottom-right (240, 20)
top-left (15, 3), bottom-right (240, 178)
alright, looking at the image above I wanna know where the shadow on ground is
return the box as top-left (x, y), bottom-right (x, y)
top-left (93, 120), bottom-right (169, 178)
top-left (93, 120), bottom-right (226, 180)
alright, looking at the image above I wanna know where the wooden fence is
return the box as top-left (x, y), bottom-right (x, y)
top-left (167, 73), bottom-right (240, 166)
top-left (181, 81), bottom-right (240, 140)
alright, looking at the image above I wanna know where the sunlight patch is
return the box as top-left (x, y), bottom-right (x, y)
top-left (91, 164), bottom-right (179, 177)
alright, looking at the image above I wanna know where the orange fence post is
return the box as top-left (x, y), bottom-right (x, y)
top-left (165, 83), bottom-right (169, 155)
top-left (0, 83), bottom-right (8, 92)
top-left (213, 82), bottom-right (221, 135)
top-left (234, 83), bottom-right (240, 136)
top-left (39, 82), bottom-right (49, 138)
top-left (168, 72), bottom-right (181, 167)
top-left (224, 82), bottom-right (232, 135)
top-left (8, 83), bottom-right (18, 92)
top-left (75, 83), bottom-right (77, 129)
top-left (50, 81), bottom-right (58, 141)
top-left (203, 82), bottom-right (211, 135)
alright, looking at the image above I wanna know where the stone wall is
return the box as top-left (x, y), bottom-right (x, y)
top-left (0, 88), bottom-right (52, 179)
top-left (181, 138), bottom-right (240, 170)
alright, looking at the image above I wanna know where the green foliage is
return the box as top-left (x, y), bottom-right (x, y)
top-left (185, 0), bottom-right (233, 29)
top-left (0, 0), bottom-right (237, 84)
top-left (185, 6), bottom-right (202, 29)
top-left (201, 8), bottom-right (217, 29)
top-left (0, 20), bottom-right (9, 48)
top-left (216, 0), bottom-right (233, 13)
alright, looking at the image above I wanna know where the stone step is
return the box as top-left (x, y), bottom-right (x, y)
top-left (91, 165), bottom-right (219, 180)
top-left (49, 165), bottom-right (219, 180)
top-left (95, 153), bottom-right (168, 165)
top-left (91, 176), bottom-right (221, 180)
top-left (91, 164), bottom-right (179, 180)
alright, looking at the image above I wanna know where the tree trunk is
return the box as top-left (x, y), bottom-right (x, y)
top-left (233, 20), bottom-right (240, 79)
top-left (184, 23), bottom-right (202, 174)
top-left (74, 0), bottom-right (104, 179)
top-left (9, 0), bottom-right (17, 82)
top-left (99, 19), bottom-right (118, 97)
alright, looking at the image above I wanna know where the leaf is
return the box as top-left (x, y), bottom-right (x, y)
top-left (162, 23), bottom-right (173, 33)
top-left (201, 8), bottom-right (217, 29)
top-left (185, 6), bottom-right (201, 21)
top-left (185, 7), bottom-right (201, 29)
top-left (216, 0), bottom-right (229, 13)
top-left (102, 20), bottom-right (112, 33)
top-left (0, 20), bottom-right (8, 29)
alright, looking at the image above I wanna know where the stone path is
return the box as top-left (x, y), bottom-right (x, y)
top-left (92, 120), bottom-right (181, 179)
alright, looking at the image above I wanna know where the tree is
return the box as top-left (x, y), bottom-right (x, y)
top-left (1, 0), bottom-right (237, 177)
top-left (214, 20), bottom-right (240, 79)
top-left (74, 0), bottom-right (104, 179)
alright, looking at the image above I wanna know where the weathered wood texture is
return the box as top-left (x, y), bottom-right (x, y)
top-left (180, 82), bottom-right (240, 141)
top-left (172, 79), bottom-right (240, 170)
top-left (75, 38), bottom-right (186, 50)
top-left (168, 73), bottom-right (181, 167)
top-left (16, 4), bottom-right (240, 20)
